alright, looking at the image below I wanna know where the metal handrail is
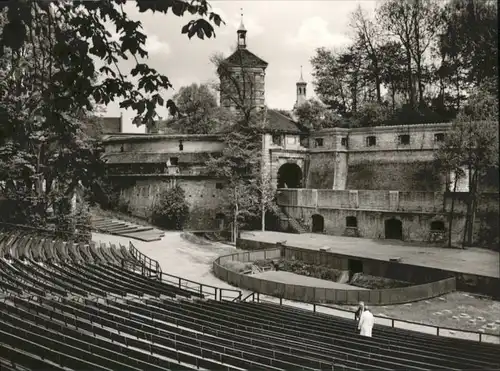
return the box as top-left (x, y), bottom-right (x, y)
top-left (243, 292), bottom-right (499, 343)
top-left (160, 271), bottom-right (241, 301)
top-left (127, 242), bottom-right (241, 301)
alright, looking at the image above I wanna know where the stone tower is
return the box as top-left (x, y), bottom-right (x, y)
top-left (294, 66), bottom-right (307, 109)
top-left (218, 11), bottom-right (268, 112)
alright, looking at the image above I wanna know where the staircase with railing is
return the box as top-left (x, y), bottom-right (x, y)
top-left (268, 203), bottom-right (308, 234)
top-left (127, 242), bottom-right (162, 280)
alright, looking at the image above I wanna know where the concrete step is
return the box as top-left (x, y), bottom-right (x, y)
top-left (105, 224), bottom-right (137, 232)
top-left (121, 230), bottom-right (164, 242)
top-left (94, 223), bottom-right (129, 230)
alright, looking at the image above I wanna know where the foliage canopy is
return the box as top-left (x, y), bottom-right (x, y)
top-left (151, 185), bottom-right (190, 230)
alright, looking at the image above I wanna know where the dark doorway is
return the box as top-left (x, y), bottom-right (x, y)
top-left (348, 259), bottom-right (363, 274)
top-left (430, 220), bottom-right (445, 231)
top-left (385, 218), bottom-right (403, 240)
top-left (215, 213), bottom-right (225, 230)
top-left (265, 211), bottom-right (280, 231)
top-left (346, 216), bottom-right (358, 228)
top-left (311, 214), bottom-right (324, 233)
top-left (277, 163), bottom-right (303, 188)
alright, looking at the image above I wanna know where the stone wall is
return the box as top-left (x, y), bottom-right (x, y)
top-left (104, 134), bottom-right (224, 154)
top-left (306, 153), bottom-right (335, 189)
top-left (278, 189), bottom-right (498, 214)
top-left (308, 123), bottom-right (452, 191)
top-left (346, 161), bottom-right (443, 191)
top-left (277, 189), bottom-right (499, 245)
top-left (283, 206), bottom-right (464, 244)
top-left (347, 123), bottom-right (451, 151)
top-left (119, 178), bottom-right (226, 230)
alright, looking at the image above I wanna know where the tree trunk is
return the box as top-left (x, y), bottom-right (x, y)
top-left (455, 63), bottom-right (461, 112)
top-left (448, 174), bottom-right (459, 248)
top-left (462, 165), bottom-right (473, 248)
top-left (405, 50), bottom-right (415, 108)
top-left (413, 6), bottom-right (424, 106)
top-left (233, 186), bottom-right (238, 244)
top-left (261, 202), bottom-right (265, 232)
top-left (261, 132), bottom-right (266, 232)
top-left (391, 84), bottom-right (396, 111)
top-left (467, 171), bottom-right (479, 246)
top-left (374, 66), bottom-right (382, 103)
top-left (416, 61), bottom-right (425, 105)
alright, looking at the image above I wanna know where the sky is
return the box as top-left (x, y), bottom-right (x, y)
top-left (103, 1), bottom-right (378, 133)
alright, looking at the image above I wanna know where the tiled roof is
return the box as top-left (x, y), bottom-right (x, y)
top-left (264, 110), bottom-right (307, 134)
top-left (84, 116), bottom-right (122, 138)
top-left (100, 117), bottom-right (122, 133)
top-left (222, 49), bottom-right (268, 68)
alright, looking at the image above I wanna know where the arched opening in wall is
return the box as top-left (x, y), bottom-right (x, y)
top-left (277, 163), bottom-right (303, 189)
top-left (346, 216), bottom-right (358, 228)
top-left (215, 213), bottom-right (225, 230)
top-left (430, 220), bottom-right (445, 231)
top-left (311, 214), bottom-right (324, 233)
top-left (385, 218), bottom-right (403, 240)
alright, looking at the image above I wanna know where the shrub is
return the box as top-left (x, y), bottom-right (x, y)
top-left (151, 185), bottom-right (189, 230)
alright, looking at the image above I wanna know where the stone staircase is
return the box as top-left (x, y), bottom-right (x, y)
top-left (268, 203), bottom-right (308, 234)
top-left (91, 216), bottom-right (165, 242)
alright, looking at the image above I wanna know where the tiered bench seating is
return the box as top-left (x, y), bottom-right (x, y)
top-left (92, 216), bottom-right (165, 242)
top-left (0, 228), bottom-right (498, 371)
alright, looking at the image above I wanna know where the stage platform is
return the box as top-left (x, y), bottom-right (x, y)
top-left (252, 271), bottom-right (368, 290)
top-left (240, 231), bottom-right (499, 279)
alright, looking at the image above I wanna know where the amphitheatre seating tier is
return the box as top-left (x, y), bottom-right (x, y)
top-left (0, 227), bottom-right (498, 370)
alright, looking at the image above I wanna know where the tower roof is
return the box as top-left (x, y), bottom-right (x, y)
top-left (297, 65), bottom-right (306, 85)
top-left (238, 18), bottom-right (246, 32)
top-left (238, 8), bottom-right (246, 32)
top-left (222, 48), bottom-right (268, 68)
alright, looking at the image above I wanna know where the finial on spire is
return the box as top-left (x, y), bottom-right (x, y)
top-left (238, 8), bottom-right (246, 31)
top-left (237, 7), bottom-right (247, 49)
top-left (298, 65), bottom-right (305, 84)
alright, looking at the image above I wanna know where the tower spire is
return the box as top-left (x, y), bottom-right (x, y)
top-left (299, 65), bottom-right (305, 83)
top-left (239, 8), bottom-right (245, 30)
top-left (295, 65), bottom-right (307, 108)
top-left (237, 8), bottom-right (247, 49)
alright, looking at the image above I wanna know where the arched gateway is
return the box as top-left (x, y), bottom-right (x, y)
top-left (277, 163), bottom-right (303, 189)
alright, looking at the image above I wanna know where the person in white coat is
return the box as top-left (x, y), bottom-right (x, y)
top-left (358, 306), bottom-right (374, 337)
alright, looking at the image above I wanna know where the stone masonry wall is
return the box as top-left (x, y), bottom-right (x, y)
top-left (306, 153), bottom-right (335, 189)
top-left (119, 178), bottom-right (226, 230)
top-left (282, 206), bottom-right (466, 244)
top-left (347, 161), bottom-right (443, 191)
top-left (277, 189), bottom-right (498, 246)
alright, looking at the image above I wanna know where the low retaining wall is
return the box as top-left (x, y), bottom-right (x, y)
top-left (237, 238), bottom-right (498, 299)
top-left (213, 248), bottom-right (456, 305)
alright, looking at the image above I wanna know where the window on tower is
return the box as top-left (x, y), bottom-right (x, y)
top-left (314, 138), bottom-right (324, 147)
top-left (366, 136), bottom-right (376, 147)
top-left (272, 134), bottom-right (282, 146)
